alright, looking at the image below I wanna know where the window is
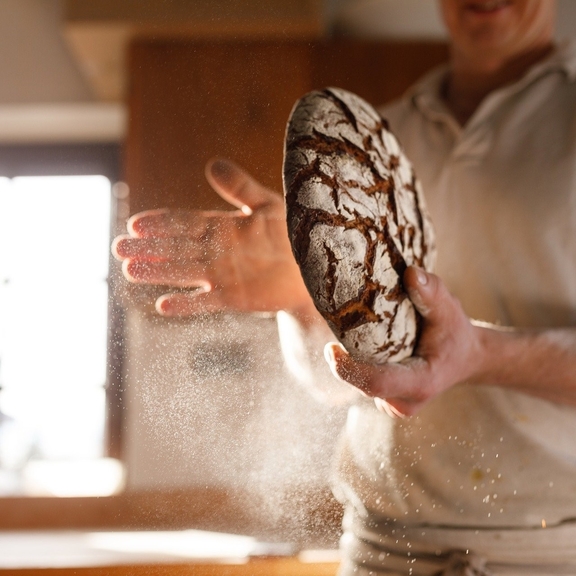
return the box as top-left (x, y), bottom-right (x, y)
top-left (0, 144), bottom-right (124, 497)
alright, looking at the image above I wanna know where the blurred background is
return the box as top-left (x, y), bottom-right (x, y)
top-left (0, 0), bottom-right (574, 572)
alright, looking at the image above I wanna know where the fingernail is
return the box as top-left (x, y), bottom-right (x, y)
top-left (210, 158), bottom-right (234, 185)
top-left (324, 343), bottom-right (336, 364)
top-left (324, 342), bottom-right (347, 363)
top-left (123, 259), bottom-right (149, 280)
top-left (128, 216), bottom-right (152, 237)
top-left (156, 296), bottom-right (172, 316)
top-left (126, 214), bottom-right (141, 235)
top-left (324, 344), bottom-right (349, 384)
top-left (374, 398), bottom-right (393, 416)
top-left (121, 259), bottom-right (134, 279)
top-left (111, 237), bottom-right (124, 258)
top-left (374, 398), bottom-right (403, 419)
top-left (415, 268), bottom-right (428, 286)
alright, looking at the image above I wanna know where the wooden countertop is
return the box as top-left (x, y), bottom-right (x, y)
top-left (0, 529), bottom-right (340, 575)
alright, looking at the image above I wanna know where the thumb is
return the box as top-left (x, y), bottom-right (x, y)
top-left (205, 158), bottom-right (276, 215)
top-left (403, 266), bottom-right (451, 325)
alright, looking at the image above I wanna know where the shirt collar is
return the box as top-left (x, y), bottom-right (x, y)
top-left (408, 40), bottom-right (576, 126)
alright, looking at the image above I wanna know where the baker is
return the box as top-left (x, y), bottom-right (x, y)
top-left (113, 0), bottom-right (576, 573)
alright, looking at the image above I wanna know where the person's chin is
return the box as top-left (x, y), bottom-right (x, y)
top-left (457, 2), bottom-right (516, 43)
top-left (458, 28), bottom-right (518, 60)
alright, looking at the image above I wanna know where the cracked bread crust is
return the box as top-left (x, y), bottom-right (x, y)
top-left (283, 87), bottom-right (436, 364)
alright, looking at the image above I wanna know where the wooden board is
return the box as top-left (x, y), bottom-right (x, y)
top-left (0, 530), bottom-right (339, 575)
top-left (2, 558), bottom-right (339, 576)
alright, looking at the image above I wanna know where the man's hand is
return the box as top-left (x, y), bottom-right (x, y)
top-left (324, 266), bottom-right (484, 417)
top-left (112, 158), bottom-right (312, 317)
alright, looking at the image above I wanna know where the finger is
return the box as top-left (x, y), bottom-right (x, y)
top-left (128, 209), bottom-right (180, 238)
top-left (324, 342), bottom-right (372, 396)
top-left (326, 341), bottom-right (431, 401)
top-left (205, 158), bottom-right (278, 214)
top-left (373, 397), bottom-right (407, 419)
top-left (403, 266), bottom-right (452, 325)
top-left (127, 209), bottom-right (238, 239)
top-left (383, 397), bottom-right (423, 418)
top-left (113, 237), bottom-right (207, 261)
top-left (111, 234), bottom-right (130, 260)
top-left (156, 290), bottom-right (228, 317)
top-left (122, 258), bottom-right (211, 289)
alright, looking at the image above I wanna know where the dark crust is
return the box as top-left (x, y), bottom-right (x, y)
top-left (286, 130), bottom-right (395, 201)
top-left (283, 88), bottom-right (431, 362)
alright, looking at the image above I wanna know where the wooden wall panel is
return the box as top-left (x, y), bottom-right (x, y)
top-left (125, 40), bottom-right (448, 214)
top-left (310, 41), bottom-right (449, 108)
top-left (126, 41), bottom-right (312, 212)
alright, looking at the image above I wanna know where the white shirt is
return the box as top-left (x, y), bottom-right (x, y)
top-left (334, 41), bottom-right (576, 533)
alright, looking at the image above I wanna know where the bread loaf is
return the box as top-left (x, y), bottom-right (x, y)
top-left (283, 87), bottom-right (435, 364)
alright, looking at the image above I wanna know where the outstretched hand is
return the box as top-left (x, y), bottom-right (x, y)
top-left (112, 158), bottom-right (312, 317)
top-left (325, 266), bottom-right (484, 417)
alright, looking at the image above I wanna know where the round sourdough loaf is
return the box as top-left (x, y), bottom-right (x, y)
top-left (283, 87), bottom-right (436, 364)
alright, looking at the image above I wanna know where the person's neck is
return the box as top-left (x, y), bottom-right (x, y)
top-left (443, 43), bottom-right (555, 126)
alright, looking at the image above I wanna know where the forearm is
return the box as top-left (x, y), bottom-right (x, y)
top-left (473, 322), bottom-right (576, 406)
top-left (323, 269), bottom-right (576, 417)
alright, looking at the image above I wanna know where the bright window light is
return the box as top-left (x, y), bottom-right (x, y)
top-left (0, 175), bottom-right (118, 496)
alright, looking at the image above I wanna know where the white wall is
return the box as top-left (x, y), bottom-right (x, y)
top-left (0, 0), bottom-right (120, 144)
top-left (0, 0), bottom-right (92, 104)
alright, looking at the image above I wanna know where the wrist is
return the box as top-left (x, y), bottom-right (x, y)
top-left (468, 320), bottom-right (517, 387)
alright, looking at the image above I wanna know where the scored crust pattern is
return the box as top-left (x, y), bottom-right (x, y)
top-left (283, 87), bottom-right (436, 364)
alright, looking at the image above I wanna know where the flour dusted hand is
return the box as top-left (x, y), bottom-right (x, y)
top-left (112, 159), bottom-right (312, 318)
top-left (283, 88), bottom-right (436, 364)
